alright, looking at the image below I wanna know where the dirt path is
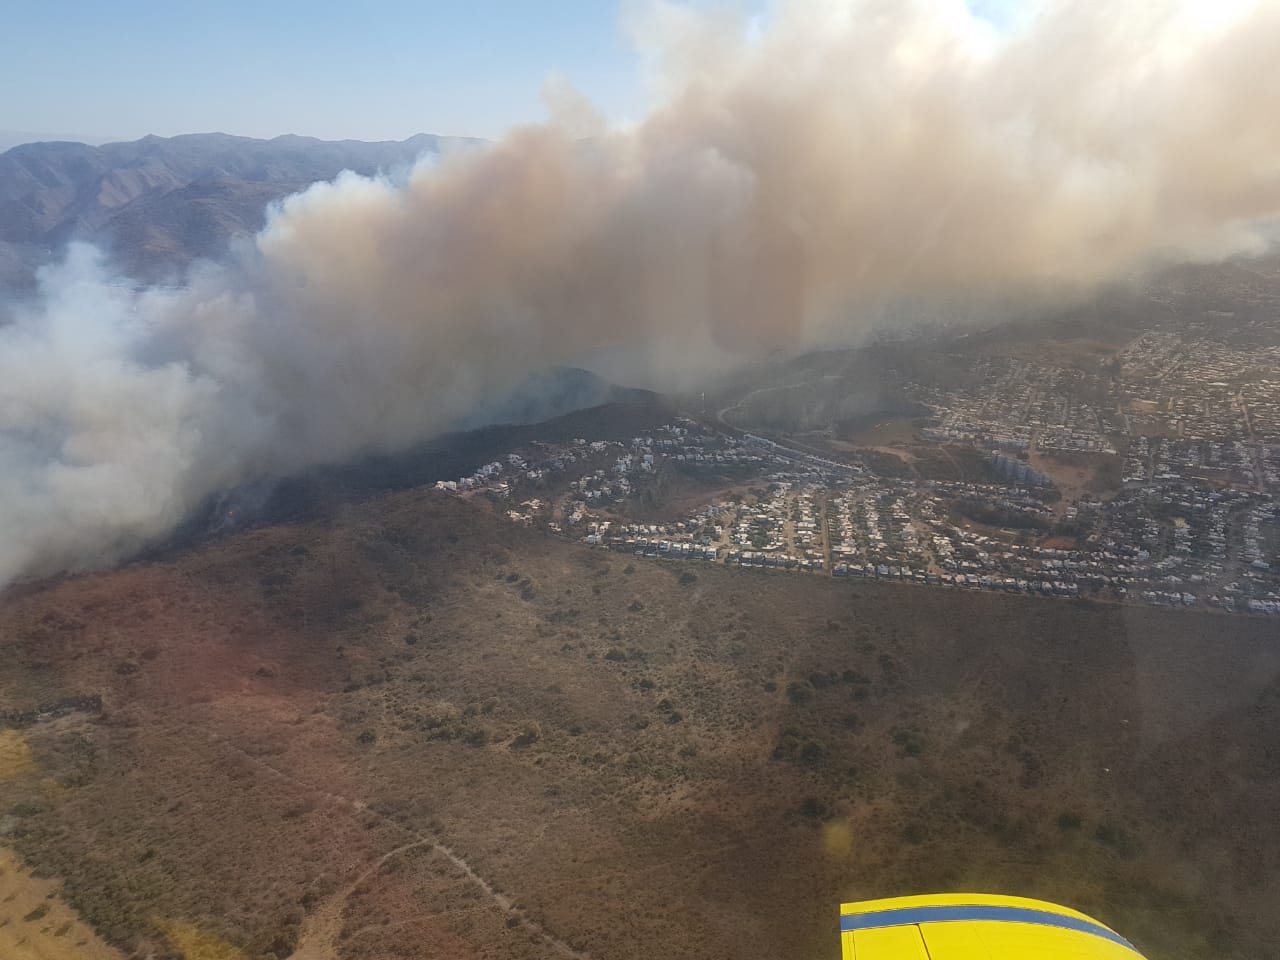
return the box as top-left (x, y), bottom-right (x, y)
top-left (208, 736), bottom-right (592, 960)
top-left (289, 838), bottom-right (434, 960)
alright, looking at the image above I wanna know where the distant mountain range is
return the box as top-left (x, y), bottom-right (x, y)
top-left (0, 130), bottom-right (118, 153)
top-left (0, 131), bottom-right (482, 290)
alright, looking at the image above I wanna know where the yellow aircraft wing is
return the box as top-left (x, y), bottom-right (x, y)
top-left (839, 893), bottom-right (1146, 959)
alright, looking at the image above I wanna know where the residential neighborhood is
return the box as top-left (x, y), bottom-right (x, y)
top-left (435, 328), bottom-right (1280, 615)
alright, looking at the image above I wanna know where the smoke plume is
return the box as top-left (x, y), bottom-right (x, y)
top-left (3, 0), bottom-right (1280, 584)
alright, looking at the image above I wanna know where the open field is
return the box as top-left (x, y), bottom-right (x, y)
top-left (0, 845), bottom-right (124, 960)
top-left (1029, 450), bottom-right (1126, 501)
top-left (839, 416), bottom-right (921, 448)
top-left (0, 491), bottom-right (1278, 960)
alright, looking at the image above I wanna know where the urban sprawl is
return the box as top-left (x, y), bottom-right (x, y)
top-left (437, 331), bottom-right (1280, 615)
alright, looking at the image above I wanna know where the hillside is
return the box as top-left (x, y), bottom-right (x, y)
top-left (0, 132), bottom-right (482, 288)
top-left (0, 489), bottom-right (1277, 960)
top-left (152, 393), bottom-right (669, 557)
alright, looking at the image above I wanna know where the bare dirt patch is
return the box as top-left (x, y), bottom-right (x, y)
top-left (842, 416), bottom-right (920, 447)
top-left (0, 846), bottom-right (124, 960)
top-left (1030, 450), bottom-right (1124, 500)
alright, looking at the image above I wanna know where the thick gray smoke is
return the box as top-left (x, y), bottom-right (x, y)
top-left (3, 0), bottom-right (1280, 584)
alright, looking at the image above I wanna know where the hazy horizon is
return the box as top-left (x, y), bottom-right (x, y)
top-left (3, 1), bottom-right (1025, 147)
top-left (2, 0), bottom-right (666, 143)
top-left (0, 128), bottom-right (481, 153)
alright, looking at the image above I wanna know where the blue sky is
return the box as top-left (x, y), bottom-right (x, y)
top-left (4, 1), bottom-right (1014, 144)
top-left (3, 0), bottom-right (661, 142)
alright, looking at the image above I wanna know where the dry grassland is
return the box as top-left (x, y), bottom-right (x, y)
top-left (0, 491), bottom-right (1276, 960)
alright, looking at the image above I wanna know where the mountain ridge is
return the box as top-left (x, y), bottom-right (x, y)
top-left (0, 130), bottom-right (485, 289)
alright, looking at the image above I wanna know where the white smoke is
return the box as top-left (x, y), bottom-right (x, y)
top-left (3, 0), bottom-right (1280, 584)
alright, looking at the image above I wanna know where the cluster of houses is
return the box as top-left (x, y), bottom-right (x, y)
top-left (727, 551), bottom-right (824, 571)
top-left (833, 563), bottom-right (1082, 597)
top-left (427, 377), bottom-right (1280, 614)
top-left (817, 474), bottom-right (1280, 613)
top-left (601, 537), bottom-right (720, 561)
top-left (1038, 430), bottom-right (1117, 455)
top-left (913, 356), bottom-right (1118, 455)
top-left (908, 333), bottom-right (1277, 499)
top-left (723, 484), bottom-right (829, 569)
top-left (1147, 439), bottom-right (1259, 487)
